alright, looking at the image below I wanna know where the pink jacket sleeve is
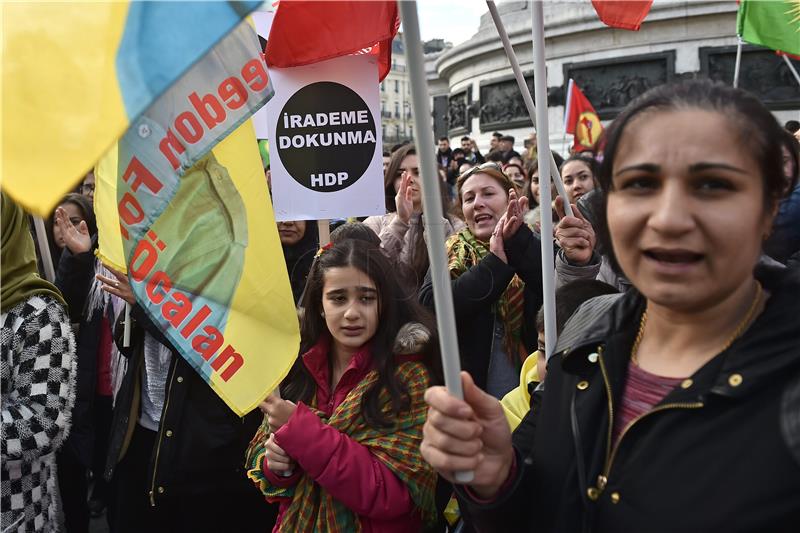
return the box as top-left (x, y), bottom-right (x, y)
top-left (274, 402), bottom-right (416, 520)
top-left (261, 455), bottom-right (303, 488)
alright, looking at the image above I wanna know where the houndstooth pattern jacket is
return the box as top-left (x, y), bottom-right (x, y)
top-left (1, 295), bottom-right (76, 533)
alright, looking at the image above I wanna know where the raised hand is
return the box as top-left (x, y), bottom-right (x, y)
top-left (97, 266), bottom-right (135, 305)
top-left (421, 371), bottom-right (514, 499)
top-left (395, 171), bottom-right (415, 224)
top-left (554, 197), bottom-right (596, 266)
top-left (54, 207), bottom-right (92, 254)
top-left (490, 214), bottom-right (508, 264)
top-left (499, 189), bottom-right (529, 241)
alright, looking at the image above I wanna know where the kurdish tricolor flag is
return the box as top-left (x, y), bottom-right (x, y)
top-left (2, 1), bottom-right (261, 216)
top-left (737, 0), bottom-right (800, 57)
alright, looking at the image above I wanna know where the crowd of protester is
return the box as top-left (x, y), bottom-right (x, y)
top-left (2, 79), bottom-right (800, 533)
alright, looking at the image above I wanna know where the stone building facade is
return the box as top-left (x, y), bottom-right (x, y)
top-left (429, 0), bottom-right (800, 155)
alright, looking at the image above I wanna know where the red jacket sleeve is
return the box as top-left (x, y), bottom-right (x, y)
top-left (274, 402), bottom-right (416, 520)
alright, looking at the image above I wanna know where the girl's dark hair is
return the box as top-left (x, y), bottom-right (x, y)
top-left (59, 193), bottom-right (97, 236)
top-left (561, 154), bottom-right (598, 180)
top-left (330, 222), bottom-right (381, 247)
top-left (595, 79), bottom-right (800, 273)
top-left (280, 239), bottom-right (440, 428)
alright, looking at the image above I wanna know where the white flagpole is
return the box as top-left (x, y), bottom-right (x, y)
top-left (399, 0), bottom-right (472, 484)
top-left (530, 0), bottom-right (558, 361)
top-left (32, 216), bottom-right (56, 282)
top-left (733, 37), bottom-right (743, 88)
top-left (486, 0), bottom-right (572, 216)
top-left (123, 303), bottom-right (132, 348)
top-left (781, 54), bottom-right (800, 88)
top-left (562, 78), bottom-right (574, 157)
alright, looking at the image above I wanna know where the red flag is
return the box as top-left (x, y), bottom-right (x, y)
top-left (265, 0), bottom-right (399, 81)
top-left (564, 80), bottom-right (604, 151)
top-left (591, 0), bottom-right (652, 31)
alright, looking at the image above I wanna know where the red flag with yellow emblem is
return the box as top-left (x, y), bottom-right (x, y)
top-left (564, 79), bottom-right (603, 151)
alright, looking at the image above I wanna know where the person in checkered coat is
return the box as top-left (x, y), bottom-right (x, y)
top-left (1, 191), bottom-right (77, 532)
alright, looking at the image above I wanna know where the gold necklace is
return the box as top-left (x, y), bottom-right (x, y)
top-left (631, 281), bottom-right (763, 366)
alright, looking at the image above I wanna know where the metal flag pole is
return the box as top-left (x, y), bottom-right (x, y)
top-left (562, 78), bottom-right (574, 157)
top-left (733, 37), bottom-right (743, 88)
top-left (32, 216), bottom-right (56, 282)
top-left (781, 54), bottom-right (800, 88)
top-left (530, 0), bottom-right (558, 361)
top-left (398, 0), bottom-right (473, 484)
top-left (486, 0), bottom-right (572, 217)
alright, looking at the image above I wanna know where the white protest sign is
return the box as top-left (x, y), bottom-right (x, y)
top-left (267, 54), bottom-right (385, 221)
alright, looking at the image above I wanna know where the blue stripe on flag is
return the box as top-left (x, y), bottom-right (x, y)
top-left (115, 0), bottom-right (261, 117)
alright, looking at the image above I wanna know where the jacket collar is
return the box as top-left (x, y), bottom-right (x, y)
top-left (556, 266), bottom-right (800, 401)
top-left (301, 335), bottom-right (374, 399)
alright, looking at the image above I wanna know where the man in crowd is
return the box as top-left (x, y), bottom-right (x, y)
top-left (489, 131), bottom-right (503, 153)
top-left (460, 136), bottom-right (485, 165)
top-left (498, 134), bottom-right (521, 163)
top-left (80, 171), bottom-right (95, 201)
top-left (436, 136), bottom-right (453, 169)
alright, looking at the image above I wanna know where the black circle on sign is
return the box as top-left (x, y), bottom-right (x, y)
top-left (276, 81), bottom-right (377, 192)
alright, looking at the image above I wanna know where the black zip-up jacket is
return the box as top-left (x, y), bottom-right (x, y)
top-left (419, 225), bottom-right (544, 391)
top-left (54, 243), bottom-right (100, 468)
top-left (458, 265), bottom-right (800, 532)
top-left (104, 304), bottom-right (264, 504)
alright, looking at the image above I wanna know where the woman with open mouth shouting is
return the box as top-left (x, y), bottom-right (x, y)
top-left (419, 162), bottom-right (596, 399)
top-left (421, 79), bottom-right (800, 532)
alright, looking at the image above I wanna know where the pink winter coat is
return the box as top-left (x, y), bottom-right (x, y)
top-left (262, 337), bottom-right (425, 532)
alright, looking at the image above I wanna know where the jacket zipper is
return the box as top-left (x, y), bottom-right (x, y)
top-left (590, 349), bottom-right (704, 499)
top-left (149, 362), bottom-right (178, 507)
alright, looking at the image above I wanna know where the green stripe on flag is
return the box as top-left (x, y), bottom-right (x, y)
top-left (737, 0), bottom-right (800, 57)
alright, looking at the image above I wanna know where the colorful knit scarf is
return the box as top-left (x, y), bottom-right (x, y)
top-left (246, 361), bottom-right (437, 532)
top-left (446, 228), bottom-right (526, 363)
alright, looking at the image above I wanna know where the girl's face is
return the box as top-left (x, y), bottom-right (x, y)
top-left (321, 266), bottom-right (379, 355)
top-left (52, 202), bottom-right (84, 249)
top-left (393, 154), bottom-right (422, 208)
top-left (561, 159), bottom-right (595, 202)
top-left (529, 170), bottom-right (540, 205)
top-left (606, 109), bottom-right (773, 312)
top-left (505, 165), bottom-right (526, 189)
top-left (461, 173), bottom-right (510, 242)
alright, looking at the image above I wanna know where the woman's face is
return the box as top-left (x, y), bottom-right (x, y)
top-left (277, 220), bottom-right (307, 246)
top-left (461, 173), bottom-right (509, 241)
top-left (322, 265), bottom-right (379, 355)
top-left (561, 159), bottom-right (595, 202)
top-left (607, 109), bottom-right (773, 312)
top-left (392, 154), bottom-right (422, 208)
top-left (529, 170), bottom-right (541, 205)
top-left (52, 202), bottom-right (84, 249)
top-left (505, 165), bottom-right (527, 189)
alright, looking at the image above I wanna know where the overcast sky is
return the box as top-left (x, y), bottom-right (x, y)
top-left (417, 0), bottom-right (489, 46)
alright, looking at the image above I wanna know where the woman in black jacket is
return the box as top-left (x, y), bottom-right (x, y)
top-left (419, 163), bottom-right (595, 398)
top-left (421, 79), bottom-right (800, 531)
top-left (278, 219), bottom-right (318, 304)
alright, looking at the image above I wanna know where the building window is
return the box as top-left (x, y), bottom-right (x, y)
top-left (381, 82), bottom-right (385, 92)
top-left (394, 102), bottom-right (399, 118)
top-left (394, 80), bottom-right (399, 93)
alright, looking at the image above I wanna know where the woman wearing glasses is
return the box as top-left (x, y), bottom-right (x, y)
top-left (364, 144), bottom-right (464, 297)
top-left (419, 162), bottom-right (596, 398)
